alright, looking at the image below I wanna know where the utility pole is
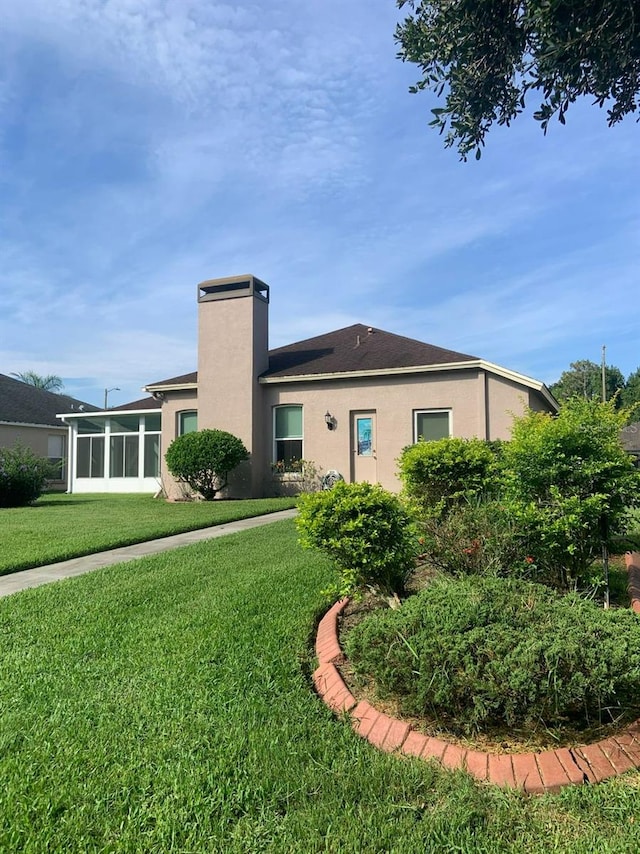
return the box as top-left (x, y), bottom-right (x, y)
top-left (601, 344), bottom-right (609, 608)
top-left (104, 387), bottom-right (120, 409)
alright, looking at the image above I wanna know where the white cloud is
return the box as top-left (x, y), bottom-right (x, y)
top-left (0, 0), bottom-right (638, 407)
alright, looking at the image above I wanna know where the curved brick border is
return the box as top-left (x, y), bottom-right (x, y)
top-left (313, 552), bottom-right (640, 795)
top-left (626, 551), bottom-right (640, 613)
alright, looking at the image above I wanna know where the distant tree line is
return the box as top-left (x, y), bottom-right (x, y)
top-left (550, 360), bottom-right (640, 412)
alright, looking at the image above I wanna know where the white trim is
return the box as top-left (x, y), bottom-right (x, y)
top-left (272, 403), bottom-right (304, 467)
top-left (259, 359), bottom-right (558, 411)
top-left (0, 420), bottom-right (67, 430)
top-left (57, 407), bottom-right (161, 421)
top-left (143, 383), bottom-right (198, 394)
top-left (260, 361), bottom-right (475, 384)
top-left (138, 361), bottom-right (558, 412)
top-left (413, 408), bottom-right (452, 443)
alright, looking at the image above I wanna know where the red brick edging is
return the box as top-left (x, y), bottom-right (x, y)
top-left (627, 551), bottom-right (640, 614)
top-left (313, 552), bottom-right (640, 795)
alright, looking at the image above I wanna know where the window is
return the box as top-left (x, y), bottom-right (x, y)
top-left (47, 434), bottom-right (65, 480)
top-left (109, 415), bottom-right (139, 433)
top-left (143, 414), bottom-right (162, 477)
top-left (274, 405), bottom-right (303, 470)
top-left (77, 417), bottom-right (106, 434)
top-left (73, 412), bottom-right (161, 481)
top-left (77, 436), bottom-right (105, 477)
top-left (145, 413), bottom-right (162, 432)
top-left (178, 411), bottom-right (198, 435)
top-left (414, 410), bottom-right (451, 442)
top-left (110, 435), bottom-right (139, 477)
top-left (144, 434), bottom-right (160, 477)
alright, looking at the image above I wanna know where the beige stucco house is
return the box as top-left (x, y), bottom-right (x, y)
top-left (58, 274), bottom-right (557, 496)
top-left (0, 373), bottom-right (98, 490)
top-left (147, 274), bottom-right (557, 498)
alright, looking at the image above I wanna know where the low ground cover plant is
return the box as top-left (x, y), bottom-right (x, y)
top-left (345, 575), bottom-right (640, 735)
top-left (0, 444), bottom-right (57, 508)
top-left (297, 481), bottom-right (417, 600)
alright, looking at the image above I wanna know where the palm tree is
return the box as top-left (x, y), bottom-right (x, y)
top-left (11, 371), bottom-right (65, 392)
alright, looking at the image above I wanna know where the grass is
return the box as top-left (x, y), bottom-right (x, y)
top-left (0, 493), bottom-right (296, 576)
top-left (3, 520), bottom-right (640, 852)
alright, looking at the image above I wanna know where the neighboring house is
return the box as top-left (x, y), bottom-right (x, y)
top-left (620, 422), bottom-right (640, 467)
top-left (0, 373), bottom-right (98, 490)
top-left (58, 273), bottom-right (558, 497)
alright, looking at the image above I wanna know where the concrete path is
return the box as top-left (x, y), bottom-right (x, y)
top-left (0, 508), bottom-right (298, 599)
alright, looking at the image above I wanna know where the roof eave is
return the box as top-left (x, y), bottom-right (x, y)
top-left (143, 383), bottom-right (198, 394)
top-left (259, 360), bottom-right (482, 384)
top-left (259, 358), bottom-right (559, 411)
top-left (56, 406), bottom-right (162, 421)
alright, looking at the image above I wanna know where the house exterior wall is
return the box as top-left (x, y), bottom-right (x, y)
top-left (159, 389), bottom-right (198, 499)
top-left (528, 388), bottom-right (553, 412)
top-left (485, 374), bottom-right (531, 438)
top-left (260, 368), bottom-right (535, 494)
top-left (196, 276), bottom-right (269, 497)
top-left (157, 368), bottom-right (552, 499)
top-left (150, 277), bottom-right (557, 500)
top-left (0, 422), bottom-right (68, 490)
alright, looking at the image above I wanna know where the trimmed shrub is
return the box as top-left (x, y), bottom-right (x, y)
top-left (398, 437), bottom-right (503, 515)
top-left (346, 575), bottom-right (640, 733)
top-left (502, 398), bottom-right (640, 588)
top-left (0, 445), bottom-right (55, 508)
top-left (417, 498), bottom-right (543, 581)
top-left (296, 481), bottom-right (418, 598)
top-left (165, 429), bottom-right (249, 500)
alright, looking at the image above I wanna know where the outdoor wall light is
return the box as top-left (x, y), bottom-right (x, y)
top-left (325, 411), bottom-right (336, 430)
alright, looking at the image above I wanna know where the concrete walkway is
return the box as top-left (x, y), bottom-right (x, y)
top-left (0, 508), bottom-right (298, 599)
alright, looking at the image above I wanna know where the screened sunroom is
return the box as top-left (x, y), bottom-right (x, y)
top-left (58, 405), bottom-right (162, 494)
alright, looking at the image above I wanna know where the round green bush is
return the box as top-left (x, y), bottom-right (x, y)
top-left (0, 445), bottom-right (55, 508)
top-left (165, 429), bottom-right (249, 500)
top-left (346, 575), bottom-right (640, 733)
top-left (398, 437), bottom-right (503, 515)
top-left (296, 481), bottom-right (418, 598)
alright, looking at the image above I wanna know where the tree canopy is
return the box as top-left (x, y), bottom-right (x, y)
top-left (10, 371), bottom-right (64, 392)
top-left (622, 368), bottom-right (640, 411)
top-left (549, 360), bottom-right (625, 407)
top-left (395, 0), bottom-right (640, 158)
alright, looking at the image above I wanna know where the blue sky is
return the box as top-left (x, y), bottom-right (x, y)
top-left (1, 0), bottom-right (638, 409)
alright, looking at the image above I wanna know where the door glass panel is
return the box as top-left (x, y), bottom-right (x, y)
top-left (356, 417), bottom-right (373, 456)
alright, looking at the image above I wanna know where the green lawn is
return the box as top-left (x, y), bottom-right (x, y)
top-left (0, 493), bottom-right (296, 576)
top-left (2, 520), bottom-right (640, 852)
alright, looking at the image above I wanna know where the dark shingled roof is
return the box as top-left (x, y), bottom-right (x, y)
top-left (0, 373), bottom-right (98, 427)
top-left (114, 396), bottom-right (161, 411)
top-left (146, 325), bottom-right (479, 387)
top-left (263, 324), bottom-right (478, 378)
top-left (146, 371), bottom-right (197, 387)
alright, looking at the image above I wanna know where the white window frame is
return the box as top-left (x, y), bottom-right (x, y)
top-left (413, 409), bottom-right (452, 443)
top-left (142, 414), bottom-right (162, 478)
top-left (272, 404), bottom-right (303, 474)
top-left (178, 410), bottom-right (198, 436)
top-left (47, 434), bottom-right (66, 481)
